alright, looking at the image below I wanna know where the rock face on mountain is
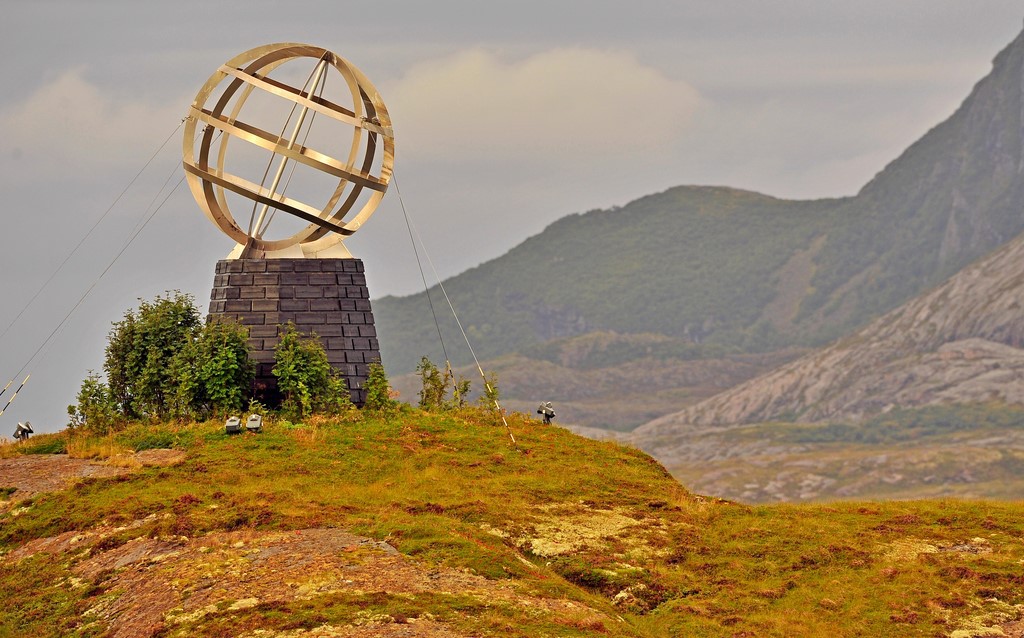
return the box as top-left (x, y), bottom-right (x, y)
top-left (635, 231), bottom-right (1024, 435)
top-left (376, 28), bottom-right (1024, 381)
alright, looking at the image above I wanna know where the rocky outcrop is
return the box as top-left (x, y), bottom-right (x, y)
top-left (635, 230), bottom-right (1024, 434)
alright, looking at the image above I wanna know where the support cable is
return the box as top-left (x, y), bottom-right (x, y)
top-left (0, 171), bottom-right (189, 404)
top-left (0, 375), bottom-right (30, 419)
top-left (393, 175), bottom-right (450, 368)
top-left (0, 121), bottom-right (183, 346)
top-left (392, 176), bottom-right (517, 446)
top-left (0, 128), bottom-right (213, 414)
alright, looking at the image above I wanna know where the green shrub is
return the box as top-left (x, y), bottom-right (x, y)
top-left (173, 319), bottom-right (254, 419)
top-left (105, 291), bottom-right (202, 419)
top-left (67, 371), bottom-right (120, 432)
top-left (364, 361), bottom-right (398, 412)
top-left (415, 357), bottom-right (472, 411)
top-left (72, 292), bottom-right (255, 424)
top-left (272, 323), bottom-right (352, 418)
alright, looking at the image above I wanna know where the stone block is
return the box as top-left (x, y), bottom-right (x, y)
top-left (280, 272), bottom-right (308, 286)
top-left (295, 261), bottom-right (322, 272)
top-left (224, 300), bottom-right (252, 312)
top-left (294, 286), bottom-right (321, 298)
top-left (251, 299), bottom-right (279, 312)
top-left (253, 273), bottom-right (280, 286)
top-left (265, 286), bottom-right (294, 299)
top-left (240, 287), bottom-right (266, 299)
top-left (248, 325), bottom-right (279, 338)
top-left (228, 273), bottom-right (253, 286)
top-left (280, 299), bottom-right (309, 312)
top-left (327, 337), bottom-right (354, 350)
top-left (308, 273), bottom-right (335, 285)
top-left (310, 299), bottom-right (339, 311)
top-left (243, 260), bottom-right (267, 272)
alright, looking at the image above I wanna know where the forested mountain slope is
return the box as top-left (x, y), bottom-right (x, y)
top-left (376, 28), bottom-right (1024, 377)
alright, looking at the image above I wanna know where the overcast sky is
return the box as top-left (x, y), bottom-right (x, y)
top-left (2, 1), bottom-right (1022, 433)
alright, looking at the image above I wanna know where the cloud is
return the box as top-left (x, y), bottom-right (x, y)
top-left (383, 48), bottom-right (701, 165)
top-left (0, 70), bottom-right (184, 182)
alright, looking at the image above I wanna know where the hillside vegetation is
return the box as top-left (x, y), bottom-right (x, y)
top-left (375, 28), bottom-right (1024, 432)
top-left (1, 412), bottom-right (1023, 636)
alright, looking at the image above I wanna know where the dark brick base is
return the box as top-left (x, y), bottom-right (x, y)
top-left (207, 258), bottom-right (381, 406)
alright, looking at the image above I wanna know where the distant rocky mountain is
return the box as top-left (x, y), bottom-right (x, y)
top-left (633, 230), bottom-right (1024, 440)
top-left (376, 27), bottom-right (1024, 389)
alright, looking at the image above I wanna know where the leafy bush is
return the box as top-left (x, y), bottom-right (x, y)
top-left (70, 292), bottom-right (255, 426)
top-left (67, 371), bottom-right (119, 432)
top-left (272, 323), bottom-right (353, 419)
top-left (173, 319), bottom-right (254, 418)
top-left (364, 361), bottom-right (398, 413)
top-left (415, 356), bottom-right (471, 410)
top-left (105, 291), bottom-right (201, 419)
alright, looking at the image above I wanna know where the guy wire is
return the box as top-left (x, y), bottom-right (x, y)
top-left (0, 168), bottom-right (190, 396)
top-left (0, 128), bottom-right (213, 407)
top-left (394, 174), bottom-right (450, 368)
top-left (392, 179), bottom-right (517, 447)
top-left (0, 121), bottom-right (183, 346)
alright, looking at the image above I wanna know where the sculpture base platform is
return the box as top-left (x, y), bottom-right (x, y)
top-left (207, 258), bottom-right (380, 407)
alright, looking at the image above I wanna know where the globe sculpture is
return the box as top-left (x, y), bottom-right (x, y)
top-left (184, 43), bottom-right (392, 406)
top-left (182, 42), bottom-right (394, 259)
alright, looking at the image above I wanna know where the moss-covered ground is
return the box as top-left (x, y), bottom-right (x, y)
top-left (1, 409), bottom-right (1021, 636)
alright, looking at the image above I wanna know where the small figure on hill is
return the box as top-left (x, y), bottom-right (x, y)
top-left (537, 402), bottom-right (556, 424)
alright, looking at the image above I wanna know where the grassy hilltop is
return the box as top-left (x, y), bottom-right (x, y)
top-left (1, 410), bottom-right (1022, 637)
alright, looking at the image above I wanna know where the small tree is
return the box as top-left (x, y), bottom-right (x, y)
top-left (416, 356), bottom-right (472, 411)
top-left (416, 356), bottom-right (447, 409)
top-left (273, 323), bottom-right (329, 419)
top-left (478, 371), bottom-right (500, 411)
top-left (364, 360), bottom-right (397, 412)
top-left (173, 319), bottom-right (254, 418)
top-left (272, 323), bottom-right (352, 418)
top-left (104, 291), bottom-right (201, 419)
top-left (67, 371), bottom-right (119, 432)
top-left (76, 292), bottom-right (255, 424)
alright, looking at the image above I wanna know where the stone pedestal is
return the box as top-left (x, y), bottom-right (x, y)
top-left (207, 258), bottom-right (380, 406)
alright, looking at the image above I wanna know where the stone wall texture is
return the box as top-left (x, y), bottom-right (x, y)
top-left (207, 258), bottom-right (380, 406)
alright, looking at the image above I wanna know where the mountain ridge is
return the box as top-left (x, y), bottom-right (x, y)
top-left (375, 25), bottom-right (1024, 426)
